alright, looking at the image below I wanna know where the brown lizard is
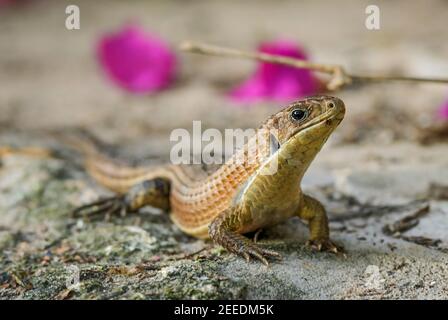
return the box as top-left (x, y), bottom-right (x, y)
top-left (72, 95), bottom-right (346, 265)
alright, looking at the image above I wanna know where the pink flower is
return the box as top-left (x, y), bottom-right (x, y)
top-left (97, 25), bottom-right (177, 93)
top-left (0, 0), bottom-right (28, 7)
top-left (229, 40), bottom-right (319, 104)
top-left (437, 99), bottom-right (448, 121)
top-left (0, 0), bottom-right (13, 7)
top-left (0, 0), bottom-right (14, 5)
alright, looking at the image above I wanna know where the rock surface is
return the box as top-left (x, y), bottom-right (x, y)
top-left (0, 138), bottom-right (447, 300)
top-left (1, 0), bottom-right (448, 300)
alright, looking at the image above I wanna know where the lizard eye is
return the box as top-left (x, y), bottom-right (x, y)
top-left (290, 108), bottom-right (308, 122)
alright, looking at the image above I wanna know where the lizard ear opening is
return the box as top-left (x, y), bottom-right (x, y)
top-left (270, 133), bottom-right (281, 155)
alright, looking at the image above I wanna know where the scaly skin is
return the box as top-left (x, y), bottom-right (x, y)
top-left (72, 95), bottom-right (346, 265)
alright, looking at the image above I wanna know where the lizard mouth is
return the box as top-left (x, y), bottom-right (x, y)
top-left (269, 98), bottom-right (345, 156)
top-left (275, 111), bottom-right (344, 151)
top-left (269, 112), bottom-right (340, 156)
top-left (302, 109), bottom-right (341, 131)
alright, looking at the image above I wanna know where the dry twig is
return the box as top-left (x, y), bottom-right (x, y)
top-left (382, 204), bottom-right (430, 236)
top-left (180, 42), bottom-right (448, 91)
top-left (382, 204), bottom-right (443, 249)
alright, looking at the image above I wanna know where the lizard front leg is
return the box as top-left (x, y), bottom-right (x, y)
top-left (209, 208), bottom-right (282, 266)
top-left (298, 194), bottom-right (343, 253)
top-left (72, 178), bottom-right (170, 219)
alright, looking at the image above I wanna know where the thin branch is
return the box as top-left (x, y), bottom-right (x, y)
top-left (180, 41), bottom-right (448, 91)
top-left (350, 75), bottom-right (448, 84)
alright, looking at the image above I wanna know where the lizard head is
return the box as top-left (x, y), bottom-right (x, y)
top-left (267, 95), bottom-right (345, 159)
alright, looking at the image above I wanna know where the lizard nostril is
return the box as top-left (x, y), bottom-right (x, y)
top-left (327, 102), bottom-right (335, 109)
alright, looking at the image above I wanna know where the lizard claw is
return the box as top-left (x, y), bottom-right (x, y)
top-left (71, 196), bottom-right (129, 220)
top-left (253, 229), bottom-right (263, 243)
top-left (237, 243), bottom-right (282, 266)
top-left (306, 239), bottom-right (345, 255)
top-left (209, 210), bottom-right (282, 266)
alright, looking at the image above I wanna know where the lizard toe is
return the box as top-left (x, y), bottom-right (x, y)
top-left (238, 243), bottom-right (282, 266)
top-left (72, 196), bottom-right (128, 220)
top-left (307, 239), bottom-right (345, 255)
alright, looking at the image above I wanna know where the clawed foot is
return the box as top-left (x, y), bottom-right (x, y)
top-left (237, 242), bottom-right (282, 266)
top-left (306, 238), bottom-right (345, 255)
top-left (72, 196), bottom-right (129, 220)
top-left (209, 210), bottom-right (283, 266)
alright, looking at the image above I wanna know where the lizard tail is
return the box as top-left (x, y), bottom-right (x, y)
top-left (61, 131), bottom-right (159, 194)
top-left (0, 146), bottom-right (53, 159)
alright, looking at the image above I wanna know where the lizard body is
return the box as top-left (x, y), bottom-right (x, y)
top-left (73, 95), bottom-right (346, 264)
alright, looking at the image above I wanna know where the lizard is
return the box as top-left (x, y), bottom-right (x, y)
top-left (72, 95), bottom-right (346, 265)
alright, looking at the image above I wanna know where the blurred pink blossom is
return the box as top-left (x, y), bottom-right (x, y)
top-left (437, 99), bottom-right (448, 120)
top-left (0, 0), bottom-right (33, 8)
top-left (0, 0), bottom-right (21, 6)
top-left (0, 0), bottom-right (14, 5)
top-left (97, 25), bottom-right (177, 93)
top-left (229, 40), bottom-right (319, 104)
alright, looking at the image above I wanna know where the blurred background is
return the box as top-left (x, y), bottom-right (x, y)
top-left (1, 0), bottom-right (448, 154)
